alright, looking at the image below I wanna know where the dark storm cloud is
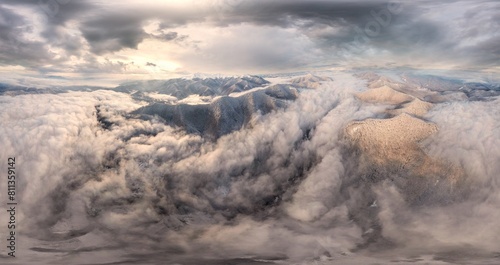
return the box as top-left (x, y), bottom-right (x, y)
top-left (162, 32), bottom-right (189, 42)
top-left (195, 0), bottom-right (413, 53)
top-left (188, 0), bottom-right (498, 70)
top-left (81, 16), bottom-right (147, 54)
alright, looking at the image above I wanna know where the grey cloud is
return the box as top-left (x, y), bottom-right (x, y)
top-left (79, 13), bottom-right (189, 55)
top-left (72, 55), bottom-right (136, 74)
top-left (459, 36), bottom-right (500, 68)
top-left (214, 1), bottom-right (393, 27)
top-left (81, 16), bottom-right (147, 54)
top-left (0, 3), bottom-right (92, 76)
top-left (0, 74), bottom-right (369, 260)
top-left (158, 31), bottom-right (178, 41)
top-left (204, 0), bottom-right (499, 69)
top-left (375, 96), bottom-right (500, 252)
top-left (0, 6), bottom-right (56, 67)
top-left (2, 0), bottom-right (95, 24)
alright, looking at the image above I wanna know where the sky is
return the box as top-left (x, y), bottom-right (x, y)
top-left (0, 0), bottom-right (499, 86)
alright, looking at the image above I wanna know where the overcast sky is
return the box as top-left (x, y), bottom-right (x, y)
top-left (0, 0), bottom-right (498, 86)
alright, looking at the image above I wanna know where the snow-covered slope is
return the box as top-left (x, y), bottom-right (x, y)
top-left (115, 76), bottom-right (269, 99)
top-left (130, 84), bottom-right (298, 138)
